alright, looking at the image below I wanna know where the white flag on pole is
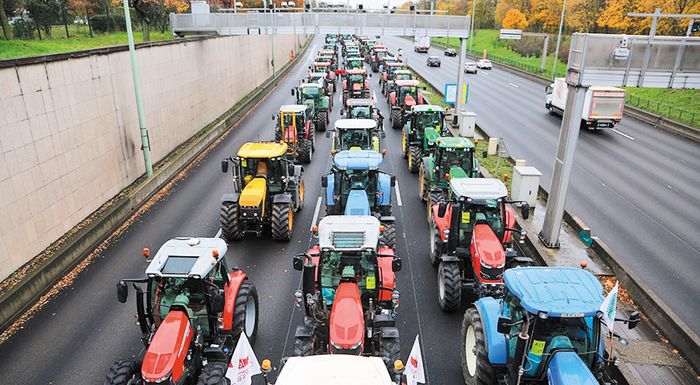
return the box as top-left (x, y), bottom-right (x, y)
top-left (405, 335), bottom-right (425, 385)
top-left (599, 281), bottom-right (619, 334)
top-left (226, 334), bottom-right (261, 385)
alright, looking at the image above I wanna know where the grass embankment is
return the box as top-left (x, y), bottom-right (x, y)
top-left (0, 30), bottom-right (174, 60)
top-left (475, 139), bottom-right (514, 193)
top-left (624, 88), bottom-right (700, 128)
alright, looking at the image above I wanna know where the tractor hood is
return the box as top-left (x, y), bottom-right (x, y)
top-left (141, 310), bottom-right (193, 383)
top-left (329, 281), bottom-right (365, 353)
top-left (404, 95), bottom-right (416, 107)
top-left (344, 189), bottom-right (371, 216)
top-left (546, 351), bottom-right (599, 385)
top-left (423, 127), bottom-right (440, 145)
top-left (471, 223), bottom-right (505, 281)
top-left (449, 166), bottom-right (468, 179)
top-left (240, 177), bottom-right (267, 208)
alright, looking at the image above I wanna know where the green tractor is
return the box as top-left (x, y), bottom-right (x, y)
top-left (292, 83), bottom-right (332, 132)
top-left (274, 105), bottom-right (316, 164)
top-left (419, 137), bottom-right (479, 215)
top-left (327, 118), bottom-right (384, 154)
top-left (402, 105), bottom-right (447, 173)
top-left (344, 56), bottom-right (365, 71)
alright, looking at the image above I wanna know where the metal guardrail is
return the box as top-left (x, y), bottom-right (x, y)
top-left (626, 93), bottom-right (698, 127)
top-left (170, 12), bottom-right (470, 37)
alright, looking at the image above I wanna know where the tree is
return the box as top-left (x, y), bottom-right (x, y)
top-left (565, 0), bottom-right (601, 32)
top-left (502, 7), bottom-right (529, 29)
top-left (0, 0), bottom-right (12, 39)
top-left (529, 0), bottom-right (562, 32)
top-left (474, 0), bottom-right (497, 29)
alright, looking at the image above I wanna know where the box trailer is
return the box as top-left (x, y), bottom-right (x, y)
top-left (545, 78), bottom-right (626, 130)
top-left (414, 36), bottom-right (431, 53)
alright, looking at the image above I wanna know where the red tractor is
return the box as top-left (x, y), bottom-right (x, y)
top-left (369, 46), bottom-right (389, 72)
top-left (292, 216), bottom-right (402, 373)
top-left (379, 62), bottom-right (407, 93)
top-left (105, 237), bottom-right (259, 385)
top-left (389, 79), bottom-right (425, 129)
top-left (310, 62), bottom-right (336, 92)
top-left (342, 68), bottom-right (370, 105)
top-left (430, 178), bottom-right (531, 311)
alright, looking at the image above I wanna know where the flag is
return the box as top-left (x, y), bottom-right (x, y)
top-left (405, 335), bottom-right (425, 385)
top-left (226, 334), bottom-right (261, 385)
top-left (600, 281), bottom-right (619, 334)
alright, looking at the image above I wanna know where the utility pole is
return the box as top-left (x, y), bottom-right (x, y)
top-left (551, 0), bottom-right (567, 80)
top-left (456, 37), bottom-right (467, 113)
top-left (469, 0), bottom-right (476, 52)
top-left (122, 0), bottom-right (153, 177)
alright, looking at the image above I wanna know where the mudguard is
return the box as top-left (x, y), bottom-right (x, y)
top-left (377, 173), bottom-right (392, 207)
top-left (222, 192), bottom-right (240, 204)
top-left (222, 270), bottom-right (248, 331)
top-left (474, 297), bottom-right (507, 365)
top-left (325, 173), bottom-right (335, 207)
top-left (319, 96), bottom-right (330, 110)
top-left (380, 327), bottom-right (399, 338)
top-left (504, 206), bottom-right (515, 243)
top-left (423, 156), bottom-right (435, 182)
top-left (345, 190), bottom-right (371, 216)
top-left (377, 253), bottom-right (395, 301)
top-left (546, 351), bottom-right (599, 385)
top-left (449, 166), bottom-right (468, 179)
top-left (273, 193), bottom-right (293, 204)
top-left (439, 255), bottom-right (461, 263)
top-left (379, 216), bottom-right (395, 223)
top-left (294, 323), bottom-right (315, 338)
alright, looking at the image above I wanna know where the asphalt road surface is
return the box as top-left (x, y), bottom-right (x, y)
top-left (0, 37), bottom-right (467, 385)
top-left (382, 36), bottom-right (700, 335)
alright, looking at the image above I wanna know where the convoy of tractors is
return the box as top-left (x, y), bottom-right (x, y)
top-left (105, 34), bottom-right (641, 385)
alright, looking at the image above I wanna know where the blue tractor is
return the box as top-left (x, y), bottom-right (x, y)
top-left (461, 267), bottom-right (640, 385)
top-left (321, 150), bottom-right (397, 249)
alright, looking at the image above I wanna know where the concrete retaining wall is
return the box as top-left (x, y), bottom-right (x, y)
top-left (0, 34), bottom-right (300, 281)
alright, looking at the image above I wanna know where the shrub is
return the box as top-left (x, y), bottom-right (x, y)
top-left (89, 14), bottom-right (128, 33)
top-left (13, 19), bottom-right (36, 39)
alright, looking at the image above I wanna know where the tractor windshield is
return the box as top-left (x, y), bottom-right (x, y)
top-left (340, 129), bottom-right (370, 150)
top-left (439, 147), bottom-right (473, 174)
top-left (319, 249), bottom-right (377, 305)
top-left (349, 74), bottom-right (364, 84)
top-left (239, 158), bottom-right (285, 193)
top-left (398, 86), bottom-right (418, 101)
top-left (350, 106), bottom-right (371, 119)
top-left (416, 112), bottom-right (443, 129)
top-left (301, 87), bottom-right (320, 98)
top-left (395, 73), bottom-right (412, 81)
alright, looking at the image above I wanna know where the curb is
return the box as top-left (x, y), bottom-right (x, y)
top-left (0, 35), bottom-right (313, 333)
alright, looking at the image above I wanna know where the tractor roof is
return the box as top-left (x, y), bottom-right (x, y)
top-left (276, 355), bottom-right (393, 385)
top-left (412, 105), bottom-right (445, 113)
top-left (395, 69), bottom-right (412, 75)
top-left (346, 55), bottom-right (363, 60)
top-left (318, 215), bottom-right (380, 251)
top-left (319, 49), bottom-right (335, 54)
top-left (386, 62), bottom-right (405, 67)
top-left (504, 267), bottom-right (605, 317)
top-left (237, 142), bottom-right (288, 158)
top-left (313, 62), bottom-right (331, 66)
top-left (308, 72), bottom-right (326, 78)
top-left (374, 47), bottom-right (388, 52)
top-left (280, 104), bottom-right (308, 113)
top-left (334, 118), bottom-right (377, 131)
top-left (346, 98), bottom-right (373, 107)
top-left (333, 150), bottom-right (383, 170)
top-left (395, 79), bottom-right (420, 87)
top-left (437, 136), bottom-right (474, 149)
top-left (299, 83), bottom-right (322, 89)
top-left (145, 237), bottom-right (226, 278)
top-left (449, 178), bottom-right (507, 200)
top-left (346, 68), bottom-right (367, 75)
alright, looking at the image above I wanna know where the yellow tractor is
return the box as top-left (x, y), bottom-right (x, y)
top-left (220, 142), bottom-right (305, 241)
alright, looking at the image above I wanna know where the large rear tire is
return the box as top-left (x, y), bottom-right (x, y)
top-left (429, 225), bottom-right (442, 266)
top-left (419, 166), bottom-right (429, 202)
top-left (271, 202), bottom-right (293, 241)
top-left (196, 362), bottom-right (228, 385)
top-left (461, 308), bottom-right (494, 385)
top-left (232, 280), bottom-right (259, 346)
top-left (298, 140), bottom-right (313, 164)
top-left (408, 145), bottom-right (421, 174)
top-left (104, 360), bottom-right (139, 385)
top-left (379, 336), bottom-right (401, 375)
top-left (401, 131), bottom-right (408, 159)
top-left (438, 261), bottom-right (462, 312)
top-left (317, 112), bottom-right (328, 132)
top-left (220, 202), bottom-right (242, 241)
top-left (428, 191), bottom-right (441, 222)
top-left (391, 109), bottom-right (402, 129)
top-left (380, 222), bottom-right (397, 250)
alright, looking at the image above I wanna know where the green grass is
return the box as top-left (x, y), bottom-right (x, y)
top-left (624, 88), bottom-right (700, 128)
top-left (0, 30), bottom-right (174, 60)
top-left (475, 139), bottom-right (513, 192)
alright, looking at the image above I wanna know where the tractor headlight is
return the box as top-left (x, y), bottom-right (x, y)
top-left (151, 374), bottom-right (171, 383)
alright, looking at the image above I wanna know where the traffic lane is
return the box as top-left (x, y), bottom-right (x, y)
top-left (0, 36), bottom-right (330, 384)
top-left (384, 37), bottom-right (700, 331)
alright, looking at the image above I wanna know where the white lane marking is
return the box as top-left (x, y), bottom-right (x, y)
top-left (610, 128), bottom-right (635, 141)
top-left (338, 88), bottom-right (343, 103)
top-left (215, 227), bottom-right (222, 238)
top-left (508, 82), bottom-right (519, 88)
top-left (310, 196), bottom-right (322, 230)
top-left (482, 71), bottom-right (489, 76)
top-left (395, 183), bottom-right (403, 207)
top-left (667, 185), bottom-right (673, 189)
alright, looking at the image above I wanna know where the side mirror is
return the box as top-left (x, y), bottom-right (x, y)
top-left (627, 311), bottom-right (640, 330)
top-left (325, 131), bottom-right (332, 138)
top-left (117, 281), bottom-right (128, 303)
top-left (482, 150), bottom-right (488, 158)
top-left (291, 88), bottom-right (296, 96)
top-left (221, 159), bottom-right (229, 173)
top-left (520, 203), bottom-right (530, 220)
top-left (369, 73), bottom-right (372, 78)
top-left (437, 201), bottom-right (447, 218)
top-left (293, 254), bottom-right (305, 271)
top-left (272, 114), bottom-right (276, 121)
top-left (211, 291), bottom-right (225, 312)
top-left (391, 257), bottom-right (402, 272)
top-left (390, 175), bottom-right (396, 187)
top-left (321, 175), bottom-right (328, 188)
top-left (288, 163), bottom-right (295, 175)
top-left (497, 316), bottom-right (512, 334)
top-left (340, 109), bottom-right (346, 116)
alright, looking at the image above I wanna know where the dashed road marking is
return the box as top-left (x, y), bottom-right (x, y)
top-left (508, 82), bottom-right (519, 88)
top-left (610, 128), bottom-right (635, 141)
top-left (395, 183), bottom-right (403, 207)
top-left (667, 185), bottom-right (673, 189)
top-left (311, 196), bottom-right (322, 230)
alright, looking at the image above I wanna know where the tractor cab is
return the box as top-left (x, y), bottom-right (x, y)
top-left (311, 61), bottom-right (336, 84)
top-left (322, 44), bottom-right (336, 54)
top-left (345, 56), bottom-right (365, 70)
top-left (385, 69), bottom-right (413, 96)
top-left (110, 237), bottom-right (259, 385)
top-left (316, 55), bottom-right (337, 71)
top-left (420, 136), bottom-right (478, 205)
top-left (463, 267), bottom-right (641, 385)
top-left (342, 68), bottom-right (370, 104)
top-left (292, 84), bottom-right (332, 131)
top-left (306, 72), bottom-right (333, 95)
top-left (389, 80), bottom-right (425, 129)
top-left (292, 216), bottom-right (401, 370)
top-left (344, 98), bottom-right (383, 127)
top-left (325, 34), bottom-right (337, 44)
top-left (370, 47), bottom-right (389, 72)
top-left (329, 118), bottom-right (382, 153)
top-left (275, 104), bottom-right (315, 163)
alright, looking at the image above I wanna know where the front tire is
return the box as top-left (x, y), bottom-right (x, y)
top-left (298, 140), bottom-right (313, 164)
top-left (317, 111), bottom-right (328, 131)
top-left (429, 225), bottom-right (442, 266)
top-left (380, 222), bottom-right (397, 250)
top-left (428, 191), bottom-right (441, 222)
top-left (104, 360), bottom-right (139, 385)
top-left (379, 336), bottom-right (401, 375)
top-left (220, 202), bottom-right (242, 241)
top-left (461, 308), bottom-right (494, 385)
top-left (196, 362), bottom-right (228, 385)
top-left (438, 261), bottom-right (462, 312)
top-left (231, 280), bottom-right (259, 345)
top-left (271, 202), bottom-right (293, 241)
top-left (391, 109), bottom-right (402, 129)
top-left (294, 335), bottom-right (317, 356)
top-left (408, 145), bottom-right (421, 174)
top-left (419, 166), bottom-right (429, 201)
top-left (401, 131), bottom-right (409, 159)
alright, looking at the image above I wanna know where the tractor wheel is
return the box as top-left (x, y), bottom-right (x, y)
top-left (104, 360), bottom-right (139, 385)
top-left (418, 167), bottom-right (429, 202)
top-left (196, 362), bottom-right (228, 385)
top-left (220, 202), bottom-right (242, 241)
top-left (461, 308), bottom-right (494, 385)
top-left (317, 112), bottom-right (328, 132)
top-left (391, 109), bottom-right (402, 129)
top-left (401, 131), bottom-right (408, 159)
top-left (271, 202), bottom-right (293, 241)
top-left (275, 129), bottom-right (282, 142)
top-left (380, 222), bottom-right (397, 250)
top-left (298, 140), bottom-right (313, 164)
top-left (293, 335), bottom-right (317, 357)
top-left (428, 191), bottom-right (441, 222)
top-left (379, 335), bottom-right (401, 375)
top-left (408, 145), bottom-right (421, 174)
top-left (429, 225), bottom-right (442, 267)
top-left (296, 179), bottom-right (305, 211)
top-left (231, 280), bottom-right (259, 345)
top-left (438, 261), bottom-right (462, 312)
top-left (343, 92), bottom-right (348, 106)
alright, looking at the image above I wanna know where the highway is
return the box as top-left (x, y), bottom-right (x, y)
top-left (0, 36), bottom-right (465, 384)
top-left (381, 36), bottom-right (700, 334)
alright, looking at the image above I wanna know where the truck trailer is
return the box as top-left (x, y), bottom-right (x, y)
top-left (545, 77), bottom-right (626, 130)
top-left (414, 36), bottom-right (431, 53)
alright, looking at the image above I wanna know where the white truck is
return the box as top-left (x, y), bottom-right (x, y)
top-left (545, 77), bottom-right (626, 130)
top-left (414, 36), bottom-right (431, 53)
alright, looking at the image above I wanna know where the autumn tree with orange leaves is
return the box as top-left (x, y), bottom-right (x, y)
top-left (502, 8), bottom-right (529, 29)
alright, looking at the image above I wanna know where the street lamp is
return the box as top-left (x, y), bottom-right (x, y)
top-left (469, 0), bottom-right (476, 52)
top-left (551, 0), bottom-right (567, 80)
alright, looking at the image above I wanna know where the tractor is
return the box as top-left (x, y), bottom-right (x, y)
top-left (291, 215), bottom-right (403, 373)
top-left (322, 150), bottom-right (396, 248)
top-left (342, 68), bottom-right (370, 105)
top-left (370, 46), bottom-right (389, 72)
top-left (105, 237), bottom-right (259, 385)
top-left (389, 79), bottom-right (426, 129)
top-left (310, 62), bottom-right (336, 92)
top-left (292, 83), bottom-right (331, 132)
top-left (322, 43), bottom-right (336, 55)
top-left (305, 71), bottom-right (334, 96)
top-left (430, 178), bottom-right (531, 311)
top-left (220, 142), bottom-right (304, 241)
top-left (461, 266), bottom-right (641, 385)
top-left (264, 355), bottom-right (403, 385)
top-left (325, 34), bottom-right (337, 44)
top-left (316, 53), bottom-right (337, 72)
top-left (379, 62), bottom-right (407, 94)
top-left (343, 98), bottom-right (384, 129)
top-left (274, 104), bottom-right (316, 163)
top-left (419, 136), bottom-right (478, 208)
top-left (402, 105), bottom-right (447, 173)
top-left (384, 69), bottom-right (413, 97)
top-left (345, 56), bottom-right (365, 71)
top-left (328, 118), bottom-right (384, 154)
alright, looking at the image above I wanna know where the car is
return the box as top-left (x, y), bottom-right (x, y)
top-left (464, 62), bottom-right (477, 74)
top-left (476, 59), bottom-right (493, 69)
top-left (426, 56), bottom-right (441, 67)
top-left (444, 48), bottom-right (457, 56)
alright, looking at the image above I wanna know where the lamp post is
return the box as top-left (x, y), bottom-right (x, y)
top-left (550, 0), bottom-right (567, 80)
top-left (469, 0), bottom-right (476, 52)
